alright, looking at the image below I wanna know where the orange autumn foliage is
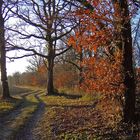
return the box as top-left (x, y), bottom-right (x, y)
top-left (68, 0), bottom-right (115, 51)
top-left (38, 64), bottom-right (47, 74)
top-left (31, 75), bottom-right (38, 86)
top-left (30, 64), bottom-right (47, 87)
top-left (81, 51), bottom-right (125, 95)
top-left (54, 64), bottom-right (79, 89)
top-left (68, 0), bottom-right (125, 95)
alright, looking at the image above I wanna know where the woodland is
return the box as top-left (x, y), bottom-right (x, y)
top-left (0, 0), bottom-right (140, 139)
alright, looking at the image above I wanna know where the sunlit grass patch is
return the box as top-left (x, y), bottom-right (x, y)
top-left (59, 132), bottom-right (102, 140)
top-left (39, 88), bottom-right (99, 107)
top-left (81, 93), bottom-right (101, 101)
top-left (40, 94), bottom-right (96, 107)
top-left (0, 98), bottom-right (22, 116)
top-left (58, 87), bottom-right (85, 96)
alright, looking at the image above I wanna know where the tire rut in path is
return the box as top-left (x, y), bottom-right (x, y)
top-left (0, 90), bottom-right (38, 119)
top-left (15, 93), bottom-right (46, 140)
top-left (0, 90), bottom-right (41, 140)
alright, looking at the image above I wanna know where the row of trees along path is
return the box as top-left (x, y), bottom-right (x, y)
top-left (0, 0), bottom-right (139, 123)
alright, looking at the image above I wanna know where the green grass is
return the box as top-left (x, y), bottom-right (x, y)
top-left (40, 94), bottom-right (95, 107)
top-left (1, 86), bottom-right (138, 139)
top-left (0, 86), bottom-right (34, 116)
top-left (0, 98), bottom-right (22, 117)
top-left (0, 86), bottom-right (40, 139)
top-left (40, 87), bottom-right (99, 106)
top-left (0, 102), bottom-right (38, 139)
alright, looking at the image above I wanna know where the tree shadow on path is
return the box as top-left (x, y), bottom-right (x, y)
top-left (50, 92), bottom-right (82, 99)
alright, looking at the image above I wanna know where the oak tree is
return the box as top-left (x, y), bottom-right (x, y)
top-left (7, 0), bottom-right (76, 95)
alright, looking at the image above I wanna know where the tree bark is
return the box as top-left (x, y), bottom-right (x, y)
top-left (0, 0), bottom-right (10, 99)
top-left (46, 42), bottom-right (54, 95)
top-left (77, 0), bottom-right (136, 122)
top-left (47, 57), bottom-right (54, 95)
top-left (113, 0), bottom-right (136, 122)
top-left (121, 1), bottom-right (136, 122)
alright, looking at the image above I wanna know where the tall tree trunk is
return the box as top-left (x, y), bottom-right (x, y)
top-left (47, 57), bottom-right (54, 95)
top-left (46, 42), bottom-right (54, 95)
top-left (113, 0), bottom-right (136, 122)
top-left (121, 0), bottom-right (136, 122)
top-left (0, 0), bottom-right (10, 99)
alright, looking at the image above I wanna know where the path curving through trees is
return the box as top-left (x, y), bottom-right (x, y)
top-left (0, 89), bottom-right (45, 140)
top-left (15, 93), bottom-right (46, 140)
top-left (0, 87), bottom-right (139, 140)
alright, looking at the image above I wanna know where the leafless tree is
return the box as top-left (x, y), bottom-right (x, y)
top-left (7, 0), bottom-right (77, 95)
top-left (27, 55), bottom-right (45, 72)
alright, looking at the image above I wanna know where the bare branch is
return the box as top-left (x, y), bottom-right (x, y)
top-left (7, 54), bottom-right (35, 60)
top-left (55, 45), bottom-right (72, 57)
top-left (7, 28), bottom-right (46, 40)
top-left (6, 42), bottom-right (48, 58)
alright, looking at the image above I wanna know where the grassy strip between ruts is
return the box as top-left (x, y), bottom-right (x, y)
top-left (0, 93), bottom-right (39, 139)
top-left (0, 86), bottom-right (33, 116)
top-left (0, 86), bottom-right (101, 140)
